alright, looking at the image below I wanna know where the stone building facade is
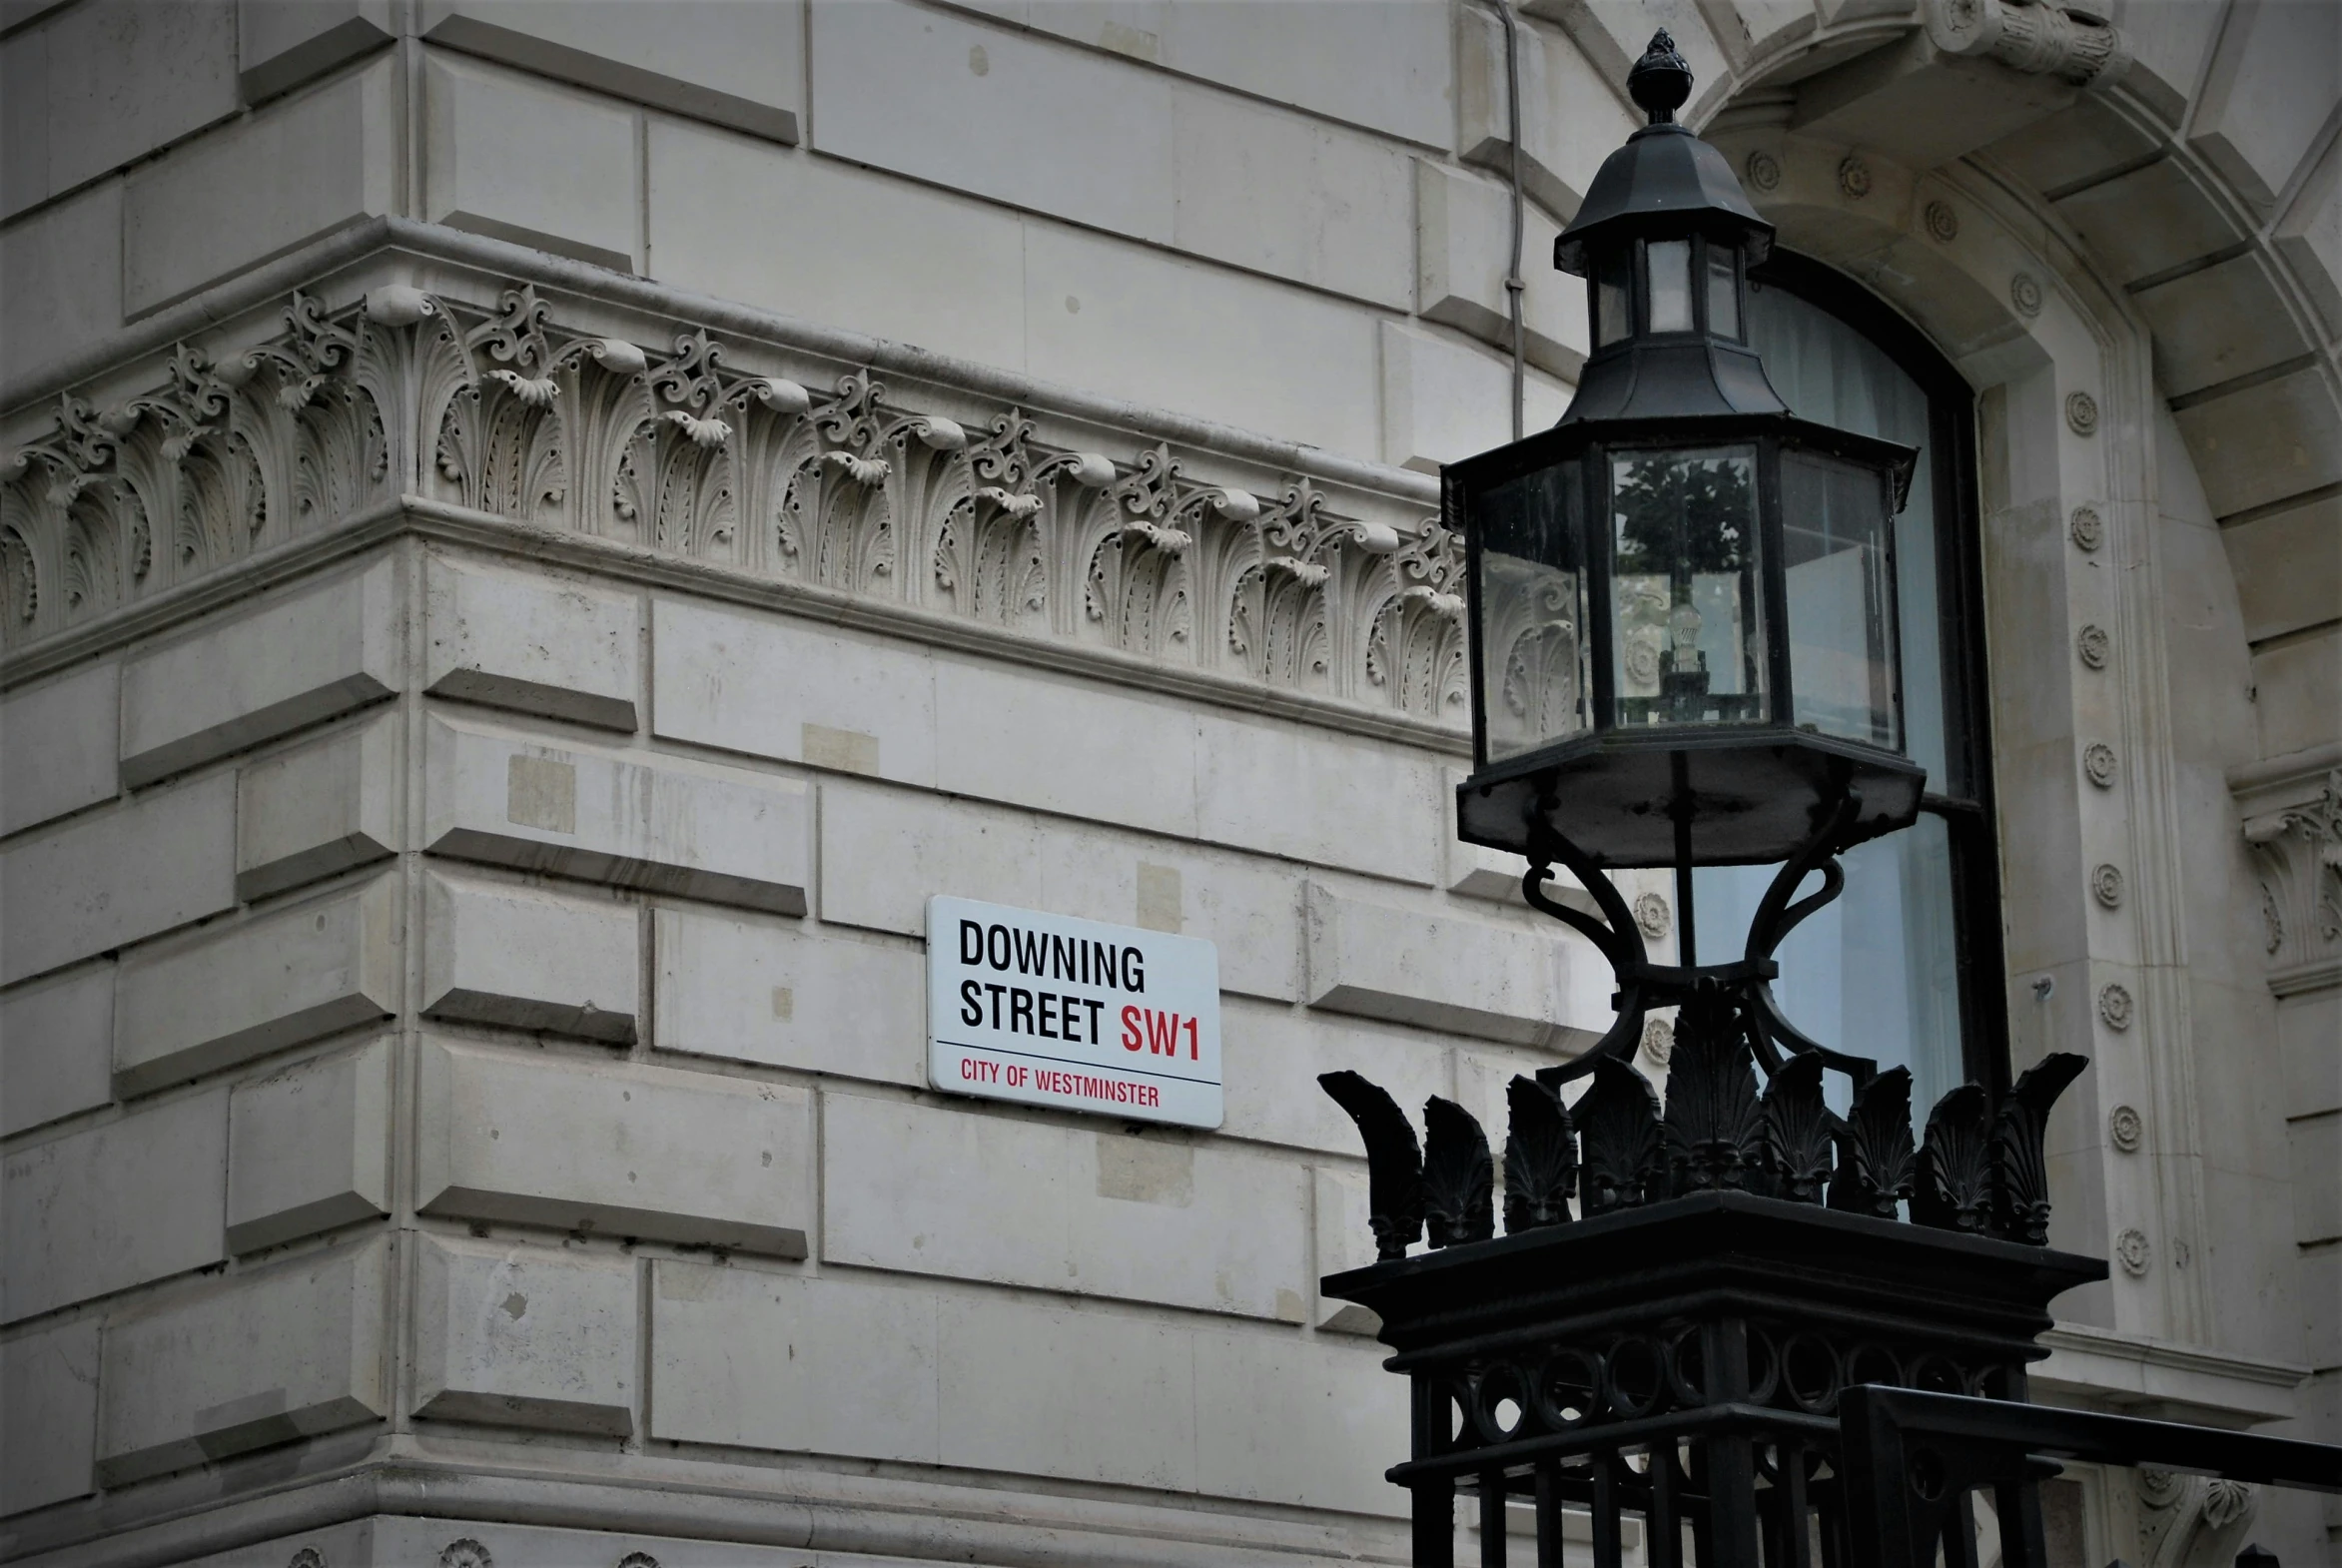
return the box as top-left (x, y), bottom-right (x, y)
top-left (0, 0), bottom-right (2333, 1564)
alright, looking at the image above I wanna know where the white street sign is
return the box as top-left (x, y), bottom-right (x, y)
top-left (927, 895), bottom-right (1222, 1129)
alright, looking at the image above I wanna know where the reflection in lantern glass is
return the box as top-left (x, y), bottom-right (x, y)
top-left (1647, 239), bottom-right (1694, 333)
top-left (1608, 447), bottom-right (1765, 728)
top-left (1476, 461), bottom-right (1591, 760)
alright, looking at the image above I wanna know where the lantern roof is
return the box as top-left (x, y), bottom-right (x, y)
top-left (1554, 31), bottom-right (1775, 277)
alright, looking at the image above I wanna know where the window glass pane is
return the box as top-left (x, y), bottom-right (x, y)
top-left (1475, 461), bottom-right (1591, 761)
top-left (1695, 813), bottom-right (1966, 1119)
top-left (1648, 239), bottom-right (1694, 333)
top-left (1609, 446), bottom-right (1765, 727)
top-left (1596, 249), bottom-right (1632, 347)
top-left (1782, 449), bottom-right (1900, 749)
top-left (1707, 247), bottom-right (1739, 339)
top-left (1749, 284), bottom-right (1950, 791)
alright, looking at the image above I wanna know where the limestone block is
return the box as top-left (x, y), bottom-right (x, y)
top-left (933, 652), bottom-right (1200, 842)
top-left (423, 51), bottom-right (640, 274)
top-left (95, 1238), bottom-right (389, 1485)
top-left (1169, 90), bottom-right (1413, 311)
top-left (2274, 137), bottom-right (2341, 335)
top-left (2277, 988), bottom-right (2342, 1117)
top-left (0, 25), bottom-right (43, 218)
top-left (1023, 221), bottom-right (1383, 461)
top-left (0, 180), bottom-right (123, 379)
top-left (226, 1038), bottom-right (391, 1253)
top-left (421, 869), bottom-right (639, 1043)
top-left (936, 1287), bottom-right (1195, 1489)
top-left (1978, 94), bottom-right (2163, 199)
top-left (1415, 158), bottom-right (1588, 380)
top-left (648, 1262), bottom-right (937, 1461)
top-left (652, 907), bottom-right (923, 1087)
top-left (416, 1037), bottom-right (814, 1256)
top-left (2289, 1112), bottom-right (2341, 1245)
top-left (1194, 709), bottom-right (1442, 886)
top-left (1312, 1166), bottom-right (1382, 1333)
top-left (0, 1318), bottom-right (97, 1515)
top-left (2172, 363), bottom-right (2342, 520)
top-left (810, 0), bottom-right (1172, 244)
top-left (0, 961), bottom-right (113, 1139)
top-left (238, 0), bottom-right (393, 103)
top-left (0, 660), bottom-right (115, 838)
top-left (1216, 997), bottom-right (1450, 1158)
top-left (822, 1092), bottom-right (1308, 1321)
top-left (2253, 630), bottom-right (2341, 761)
top-left (1791, 32), bottom-right (2084, 168)
top-left (2133, 254), bottom-right (2308, 398)
top-left (424, 554), bottom-right (639, 730)
top-left (650, 597), bottom-right (935, 786)
top-left (1380, 320), bottom-right (1572, 475)
top-left (0, 1328), bottom-right (97, 1525)
top-left (646, 119), bottom-right (1027, 373)
top-left (2052, 156), bottom-right (2244, 291)
top-left (1, 1089), bottom-right (226, 1323)
top-left (423, 0), bottom-right (800, 143)
top-left (815, 781), bottom-right (1042, 938)
top-left (235, 711), bottom-right (400, 902)
top-left (114, 875), bottom-right (400, 1099)
top-left (0, 773), bottom-right (236, 988)
top-left (1304, 881), bottom-right (1605, 1046)
top-left (815, 783), bottom-right (1301, 1002)
top-left (1519, 0), bottom-right (1721, 106)
top-left (421, 712), bottom-right (809, 914)
top-left (2189, 0), bottom-right (2340, 210)
top-left (0, 0), bottom-right (236, 219)
top-left (1191, 1322), bottom-right (1407, 1516)
top-left (122, 57), bottom-right (394, 313)
top-left (1010, 0), bottom-right (1451, 149)
top-left (1458, 4), bottom-right (1636, 222)
top-left (120, 559), bottom-right (401, 789)
top-left (412, 1234), bottom-right (634, 1434)
top-left (2222, 490), bottom-right (2342, 645)
top-left (2106, 0), bottom-right (2225, 128)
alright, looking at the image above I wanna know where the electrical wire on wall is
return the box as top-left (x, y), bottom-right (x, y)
top-left (1483, 0), bottom-right (1527, 441)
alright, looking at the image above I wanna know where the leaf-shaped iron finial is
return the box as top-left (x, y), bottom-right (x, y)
top-left (1577, 1059), bottom-right (1664, 1217)
top-left (1914, 1084), bottom-right (1994, 1233)
top-left (1661, 985), bottom-right (1765, 1196)
top-left (1760, 1051), bottom-right (1836, 1203)
top-left (1318, 1071), bottom-right (1424, 1261)
top-left (1991, 1053), bottom-right (2087, 1245)
top-left (1503, 1076), bottom-right (1577, 1233)
top-left (1422, 1097), bottom-right (1496, 1247)
top-left (1829, 1068), bottom-right (1916, 1219)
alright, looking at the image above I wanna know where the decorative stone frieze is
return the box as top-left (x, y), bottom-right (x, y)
top-left (2, 285), bottom-right (1466, 726)
top-left (1745, 150), bottom-right (1781, 191)
top-left (2097, 982), bottom-right (2133, 1030)
top-left (2235, 762), bottom-right (2342, 989)
top-left (1924, 200), bottom-right (1959, 242)
top-left (2115, 1226), bottom-right (2150, 1274)
top-left (2084, 741), bottom-right (2118, 787)
top-left (1925, 0), bottom-right (2130, 89)
top-left (2091, 862), bottom-right (2123, 907)
top-left (2009, 272), bottom-right (2043, 317)
top-left (2076, 622), bottom-right (2109, 669)
top-left (1633, 891), bottom-right (1672, 939)
top-left (1837, 156), bottom-right (1872, 199)
top-left (2065, 391), bottom-right (2099, 435)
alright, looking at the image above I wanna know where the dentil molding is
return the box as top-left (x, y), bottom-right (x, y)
top-left (1, 284), bottom-right (1469, 728)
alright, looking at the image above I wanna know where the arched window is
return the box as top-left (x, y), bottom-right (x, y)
top-left (1692, 254), bottom-right (2005, 1116)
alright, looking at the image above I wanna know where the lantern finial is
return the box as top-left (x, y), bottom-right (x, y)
top-left (1628, 30), bottom-right (1693, 124)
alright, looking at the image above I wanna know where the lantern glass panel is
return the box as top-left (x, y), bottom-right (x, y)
top-left (1647, 239), bottom-right (1694, 333)
top-left (1781, 448), bottom-right (1901, 749)
top-left (1476, 459), bottom-right (1593, 761)
top-left (1609, 446), bottom-right (1766, 727)
top-left (1595, 248), bottom-right (1632, 347)
top-left (1707, 246), bottom-right (1740, 339)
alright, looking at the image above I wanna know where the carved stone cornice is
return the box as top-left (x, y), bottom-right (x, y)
top-left (1925, 0), bottom-right (2130, 90)
top-left (1, 278), bottom-right (1469, 735)
top-left (2229, 745), bottom-right (2342, 996)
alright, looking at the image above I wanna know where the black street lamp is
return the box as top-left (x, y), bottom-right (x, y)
top-left (1312, 38), bottom-right (2339, 1568)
